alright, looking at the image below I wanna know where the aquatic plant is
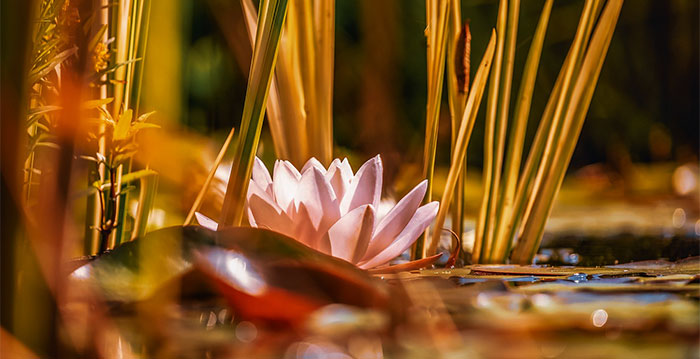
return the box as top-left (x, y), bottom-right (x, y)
top-left (81, 0), bottom-right (156, 253)
top-left (198, 156), bottom-right (439, 269)
top-left (418, 0), bottom-right (624, 264)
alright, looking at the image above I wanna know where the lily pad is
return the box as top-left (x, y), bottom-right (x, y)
top-left (69, 226), bottom-right (392, 324)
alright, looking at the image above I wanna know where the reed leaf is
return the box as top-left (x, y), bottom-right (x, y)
top-left (483, 0), bottom-right (520, 263)
top-left (414, 0), bottom-right (450, 260)
top-left (491, 0), bottom-right (553, 263)
top-left (131, 171), bottom-right (158, 239)
top-left (240, 0), bottom-right (314, 166)
top-left (184, 127), bottom-right (235, 225)
top-left (474, 0), bottom-right (507, 263)
top-left (92, 169), bottom-right (158, 191)
top-left (220, 0), bottom-right (289, 226)
top-left (294, 0), bottom-right (320, 162)
top-left (512, 0), bottom-right (623, 264)
top-left (446, 0), bottom-right (469, 249)
top-left (240, 0), bottom-right (289, 160)
top-left (429, 30), bottom-right (497, 256)
top-left (314, 0), bottom-right (335, 165)
top-left (513, 0), bottom-right (598, 253)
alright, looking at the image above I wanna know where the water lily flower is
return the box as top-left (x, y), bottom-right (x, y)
top-left (197, 155), bottom-right (439, 270)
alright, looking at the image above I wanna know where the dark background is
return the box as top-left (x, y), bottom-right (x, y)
top-left (181, 0), bottom-right (699, 181)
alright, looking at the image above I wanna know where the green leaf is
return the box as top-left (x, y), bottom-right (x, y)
top-left (92, 169), bottom-right (157, 191)
top-left (28, 46), bottom-right (77, 84)
top-left (219, 0), bottom-right (290, 226)
top-left (128, 122), bottom-right (159, 135)
top-left (78, 155), bottom-right (99, 163)
top-left (27, 105), bottom-right (61, 117)
top-left (428, 30), bottom-right (497, 256)
top-left (33, 142), bottom-right (60, 150)
top-left (135, 111), bottom-right (156, 122)
top-left (491, 0), bottom-right (553, 263)
top-left (121, 169), bottom-right (157, 184)
top-left (113, 109), bottom-right (133, 141)
top-left (90, 58), bottom-right (142, 80)
top-left (69, 226), bottom-right (390, 325)
top-left (33, 123), bottom-right (50, 133)
top-left (87, 24), bottom-right (108, 53)
top-left (415, 0), bottom-right (450, 260)
top-left (512, 0), bottom-right (624, 264)
top-left (131, 173), bottom-right (159, 239)
top-left (82, 97), bottom-right (114, 109)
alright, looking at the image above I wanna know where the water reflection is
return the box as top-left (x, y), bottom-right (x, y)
top-left (235, 321), bottom-right (257, 343)
top-left (591, 309), bottom-right (608, 327)
top-left (672, 208), bottom-right (686, 228)
top-left (285, 340), bottom-right (353, 359)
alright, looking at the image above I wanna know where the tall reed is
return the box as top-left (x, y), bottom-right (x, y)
top-left (420, 0), bottom-right (623, 264)
top-left (235, 0), bottom-right (334, 167)
top-left (219, 0), bottom-right (289, 226)
top-left (413, 0), bottom-right (450, 259)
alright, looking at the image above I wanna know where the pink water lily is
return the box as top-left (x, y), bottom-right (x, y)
top-left (197, 155), bottom-right (439, 270)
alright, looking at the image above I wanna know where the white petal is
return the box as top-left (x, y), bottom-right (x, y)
top-left (326, 204), bottom-right (375, 264)
top-left (297, 167), bottom-right (340, 231)
top-left (246, 206), bottom-right (257, 227)
top-left (363, 180), bottom-right (427, 261)
top-left (195, 212), bottom-right (219, 231)
top-left (325, 158), bottom-right (353, 202)
top-left (252, 157), bottom-right (273, 195)
top-left (358, 201), bottom-right (438, 269)
top-left (339, 155), bottom-right (382, 214)
top-left (273, 160), bottom-right (301, 212)
top-left (247, 193), bottom-right (294, 237)
top-left (247, 179), bottom-right (276, 205)
top-left (290, 202), bottom-right (327, 253)
top-left (301, 157), bottom-right (326, 174)
top-left (340, 158), bottom-right (354, 176)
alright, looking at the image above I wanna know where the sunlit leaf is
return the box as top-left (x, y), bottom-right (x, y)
top-left (27, 105), bottom-right (61, 118)
top-left (82, 97), bottom-right (114, 109)
top-left (429, 30), bottom-right (497, 256)
top-left (220, 0), bottom-right (289, 226)
top-left (28, 46), bottom-right (77, 84)
top-left (113, 109), bottom-right (133, 141)
top-left (70, 226), bottom-right (391, 324)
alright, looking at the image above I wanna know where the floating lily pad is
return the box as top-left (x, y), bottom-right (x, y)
top-left (69, 226), bottom-right (392, 324)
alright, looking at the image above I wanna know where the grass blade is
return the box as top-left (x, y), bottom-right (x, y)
top-left (491, 0), bottom-right (553, 263)
top-left (314, 0), bottom-right (335, 165)
top-left (414, 0), bottom-right (450, 260)
top-left (220, 0), bottom-right (289, 226)
top-left (513, 0), bottom-right (623, 264)
top-left (429, 30), bottom-right (497, 256)
top-left (474, 0), bottom-right (507, 263)
top-left (514, 0), bottom-right (603, 242)
top-left (184, 127), bottom-right (236, 225)
top-left (484, 0), bottom-right (520, 263)
top-left (447, 0), bottom-right (469, 247)
top-left (131, 172), bottom-right (158, 239)
top-left (293, 0), bottom-right (320, 162)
